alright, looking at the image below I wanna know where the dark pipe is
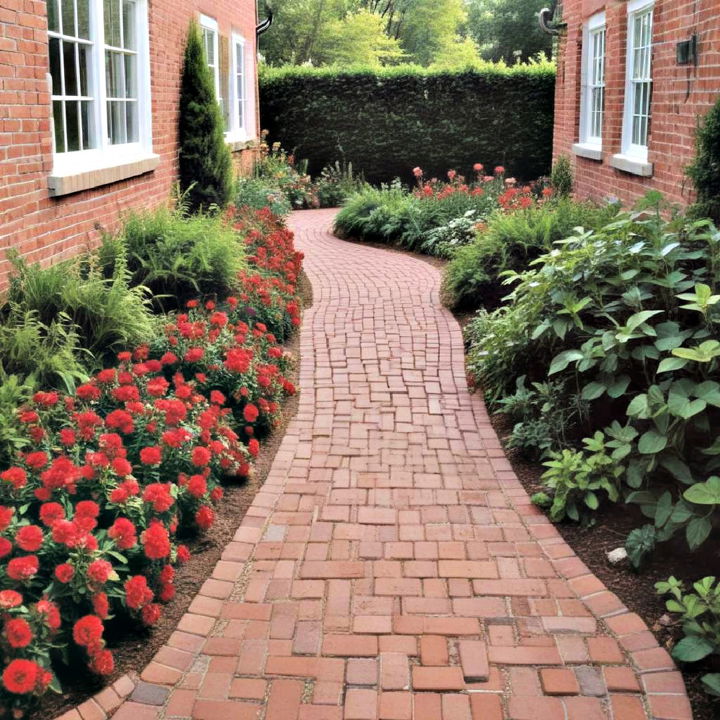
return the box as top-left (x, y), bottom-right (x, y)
top-left (256, 7), bottom-right (273, 36)
top-left (539, 1), bottom-right (561, 36)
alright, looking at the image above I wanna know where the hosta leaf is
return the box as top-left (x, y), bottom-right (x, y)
top-left (657, 357), bottom-right (688, 373)
top-left (548, 349), bottom-right (584, 375)
top-left (686, 517), bottom-right (712, 550)
top-left (671, 635), bottom-right (714, 662)
top-left (626, 394), bottom-right (650, 418)
top-left (683, 477), bottom-right (720, 505)
top-left (638, 430), bottom-right (668, 454)
top-left (607, 375), bottom-right (631, 398)
top-left (693, 380), bottom-right (720, 407)
top-left (654, 491), bottom-right (673, 528)
top-left (626, 309), bottom-right (663, 332)
top-left (701, 673), bottom-right (720, 697)
top-left (581, 381), bottom-right (606, 400)
top-left (659, 456), bottom-right (693, 485)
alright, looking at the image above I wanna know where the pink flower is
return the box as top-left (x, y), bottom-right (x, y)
top-left (412, 167), bottom-right (423, 178)
top-left (494, 165), bottom-right (505, 175)
top-left (473, 163), bottom-right (484, 172)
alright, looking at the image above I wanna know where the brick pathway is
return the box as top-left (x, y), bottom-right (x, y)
top-left (80, 209), bottom-right (691, 720)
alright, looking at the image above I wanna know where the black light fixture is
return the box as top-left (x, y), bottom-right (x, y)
top-left (539, 0), bottom-right (563, 36)
top-left (256, 2), bottom-right (273, 37)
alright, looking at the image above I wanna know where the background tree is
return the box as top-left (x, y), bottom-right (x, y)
top-left (178, 21), bottom-right (232, 212)
top-left (466, 0), bottom-right (552, 63)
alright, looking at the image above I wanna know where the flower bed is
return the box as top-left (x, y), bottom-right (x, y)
top-left (0, 206), bottom-right (303, 715)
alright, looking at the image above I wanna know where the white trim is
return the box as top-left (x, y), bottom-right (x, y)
top-left (225, 32), bottom-right (248, 142)
top-left (610, 153), bottom-right (653, 177)
top-left (620, 0), bottom-right (654, 162)
top-left (579, 12), bottom-right (606, 150)
top-left (199, 14), bottom-right (220, 100)
top-left (573, 143), bottom-right (603, 162)
top-left (48, 0), bottom-right (153, 184)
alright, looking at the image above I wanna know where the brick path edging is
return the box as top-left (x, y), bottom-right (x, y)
top-left (54, 208), bottom-right (691, 720)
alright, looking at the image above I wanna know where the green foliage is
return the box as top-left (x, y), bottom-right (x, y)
top-left (420, 211), bottom-right (480, 258)
top-left (235, 177), bottom-right (293, 217)
top-left (179, 21), bottom-right (232, 213)
top-left (687, 96), bottom-right (720, 224)
top-left (444, 198), bottom-right (616, 311)
top-left (314, 160), bottom-right (366, 207)
top-left (260, 63), bottom-right (556, 184)
top-left (4, 250), bottom-right (153, 371)
top-left (540, 434), bottom-right (623, 525)
top-left (656, 576), bottom-right (720, 696)
top-left (0, 372), bottom-right (34, 466)
top-left (255, 141), bottom-right (315, 208)
top-left (466, 0), bottom-right (552, 63)
top-left (466, 201), bottom-right (720, 554)
top-left (113, 204), bottom-right (245, 309)
top-left (550, 155), bottom-right (573, 197)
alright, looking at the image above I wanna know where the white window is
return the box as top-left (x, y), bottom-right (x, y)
top-left (579, 13), bottom-right (606, 148)
top-left (47, 0), bottom-right (152, 173)
top-left (621, 0), bottom-right (654, 160)
top-left (199, 15), bottom-right (220, 101)
top-left (227, 33), bottom-right (249, 140)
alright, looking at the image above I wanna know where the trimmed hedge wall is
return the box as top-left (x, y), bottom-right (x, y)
top-left (259, 64), bottom-right (556, 184)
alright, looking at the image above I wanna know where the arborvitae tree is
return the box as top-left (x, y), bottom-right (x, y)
top-left (688, 97), bottom-right (720, 224)
top-left (178, 21), bottom-right (232, 212)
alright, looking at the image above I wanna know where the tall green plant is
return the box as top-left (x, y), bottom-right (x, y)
top-left (179, 21), bottom-right (232, 213)
top-left (688, 97), bottom-right (720, 224)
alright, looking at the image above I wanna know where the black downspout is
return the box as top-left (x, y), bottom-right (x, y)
top-left (256, 7), bottom-right (273, 37)
top-left (539, 0), bottom-right (562, 36)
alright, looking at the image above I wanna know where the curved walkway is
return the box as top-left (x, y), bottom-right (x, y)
top-left (74, 209), bottom-right (690, 720)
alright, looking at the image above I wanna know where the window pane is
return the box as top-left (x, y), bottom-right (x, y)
top-left (104, 0), bottom-right (121, 47)
top-left (81, 100), bottom-right (93, 148)
top-left (105, 50), bottom-right (123, 97)
top-left (124, 53), bottom-right (136, 98)
top-left (49, 37), bottom-right (62, 94)
top-left (79, 43), bottom-right (91, 95)
top-left (63, 41), bottom-right (78, 95)
top-left (107, 100), bottom-right (126, 144)
top-left (122, 0), bottom-right (136, 49)
top-left (126, 101), bottom-right (138, 142)
top-left (62, 0), bottom-right (76, 36)
top-left (48, 0), bottom-right (60, 33)
top-left (66, 100), bottom-right (80, 150)
top-left (53, 100), bottom-right (66, 152)
top-left (77, 0), bottom-right (90, 39)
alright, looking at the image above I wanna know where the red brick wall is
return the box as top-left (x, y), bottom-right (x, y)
top-left (554, 0), bottom-right (720, 208)
top-left (0, 0), bottom-right (259, 286)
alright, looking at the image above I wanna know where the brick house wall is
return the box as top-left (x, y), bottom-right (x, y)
top-left (553, 0), bottom-right (720, 208)
top-left (0, 0), bottom-right (260, 287)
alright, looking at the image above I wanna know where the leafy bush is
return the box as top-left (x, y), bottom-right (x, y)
top-left (420, 211), bottom-right (481, 258)
top-left (466, 201), bottom-right (720, 558)
top-left (656, 576), bottom-right (720, 697)
top-left (314, 160), bottom-right (366, 208)
top-left (235, 177), bottom-right (292, 217)
top-left (444, 198), bottom-right (617, 311)
top-left (687, 96), bottom-right (720, 224)
top-left (550, 155), bottom-right (573, 197)
top-left (114, 205), bottom-right (245, 309)
top-left (254, 140), bottom-right (315, 209)
top-left (178, 22), bottom-right (232, 212)
top-left (260, 62), bottom-right (555, 184)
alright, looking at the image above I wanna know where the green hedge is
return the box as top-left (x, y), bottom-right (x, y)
top-left (259, 63), bottom-right (556, 184)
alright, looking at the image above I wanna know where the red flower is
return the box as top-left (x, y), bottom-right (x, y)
top-left (5, 618), bottom-right (33, 648)
top-left (87, 559), bottom-right (112, 585)
top-left (183, 347), bottom-right (204, 363)
top-left (159, 583), bottom-right (175, 602)
top-left (0, 538), bottom-right (11, 558)
top-left (146, 377), bottom-right (169, 397)
top-left (59, 428), bottom-right (77, 446)
top-left (88, 649), bottom-right (114, 675)
top-left (39, 502), bottom-right (66, 527)
top-left (0, 505), bottom-right (14, 531)
top-left (494, 165), bottom-right (505, 175)
top-left (33, 390), bottom-right (59, 406)
top-left (0, 590), bottom-right (23, 608)
top-left (107, 517), bottom-right (137, 550)
top-left (187, 474), bottom-right (207, 498)
top-left (243, 404), bottom-right (259, 423)
top-left (112, 457), bottom-right (132, 476)
top-left (141, 603), bottom-right (162, 626)
top-left (76, 383), bottom-right (101, 401)
top-left (2, 658), bottom-right (41, 694)
top-left (36, 598), bottom-right (61, 630)
top-left (210, 390), bottom-right (226, 405)
top-left (25, 451), bottom-right (49, 470)
top-left (96, 368), bottom-right (117, 384)
top-left (176, 544), bottom-right (191, 563)
top-left (16, 525), bottom-right (43, 552)
top-left (105, 409), bottom-right (135, 434)
top-left (160, 351), bottom-right (178, 365)
top-left (191, 446), bottom-right (211, 467)
top-left (195, 505), bottom-right (214, 530)
top-left (124, 575), bottom-right (153, 610)
top-left (7, 555), bottom-right (39, 581)
top-left (72, 615), bottom-right (104, 647)
top-left (75, 500), bottom-right (100, 518)
top-left (248, 438), bottom-right (260, 457)
top-left (142, 522), bottom-right (171, 560)
top-left (140, 446), bottom-right (162, 465)
top-left (1, 467), bottom-right (27, 490)
top-left (92, 592), bottom-right (109, 619)
top-left (55, 563), bottom-right (75, 583)
top-left (143, 484), bottom-right (174, 513)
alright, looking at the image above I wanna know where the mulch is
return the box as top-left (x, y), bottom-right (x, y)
top-left (35, 271), bottom-right (313, 720)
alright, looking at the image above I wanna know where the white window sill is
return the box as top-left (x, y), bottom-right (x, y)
top-left (609, 153), bottom-right (653, 177)
top-left (225, 135), bottom-right (258, 153)
top-left (573, 143), bottom-right (603, 161)
top-left (48, 153), bottom-right (160, 197)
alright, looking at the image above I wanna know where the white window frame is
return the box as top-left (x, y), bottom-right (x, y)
top-left (226, 32), bottom-right (248, 142)
top-left (579, 12), bottom-right (606, 150)
top-left (48, 0), bottom-right (153, 178)
top-left (199, 14), bottom-right (220, 101)
top-left (621, 0), bottom-right (654, 162)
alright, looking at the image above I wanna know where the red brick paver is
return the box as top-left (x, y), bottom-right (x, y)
top-left (86, 210), bottom-right (691, 719)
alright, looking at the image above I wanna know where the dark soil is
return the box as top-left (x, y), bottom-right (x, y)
top-left (36, 271), bottom-right (313, 720)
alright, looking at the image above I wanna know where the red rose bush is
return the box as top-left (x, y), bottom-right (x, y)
top-left (0, 206), bottom-right (302, 713)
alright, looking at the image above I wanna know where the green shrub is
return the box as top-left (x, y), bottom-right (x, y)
top-left (4, 251), bottom-right (153, 367)
top-left (114, 205), bottom-right (245, 309)
top-left (314, 160), bottom-right (366, 208)
top-left (235, 176), bottom-right (292, 217)
top-left (260, 62), bottom-right (555, 184)
top-left (255, 141), bottom-right (315, 208)
top-left (550, 155), bottom-right (573, 197)
top-left (179, 21), bottom-right (232, 212)
top-left (444, 198), bottom-right (617, 311)
top-left (687, 96), bottom-right (720, 224)
top-left (334, 184), bottom-right (416, 242)
top-left (656, 576), bottom-right (720, 697)
top-left (466, 202), bottom-right (720, 558)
